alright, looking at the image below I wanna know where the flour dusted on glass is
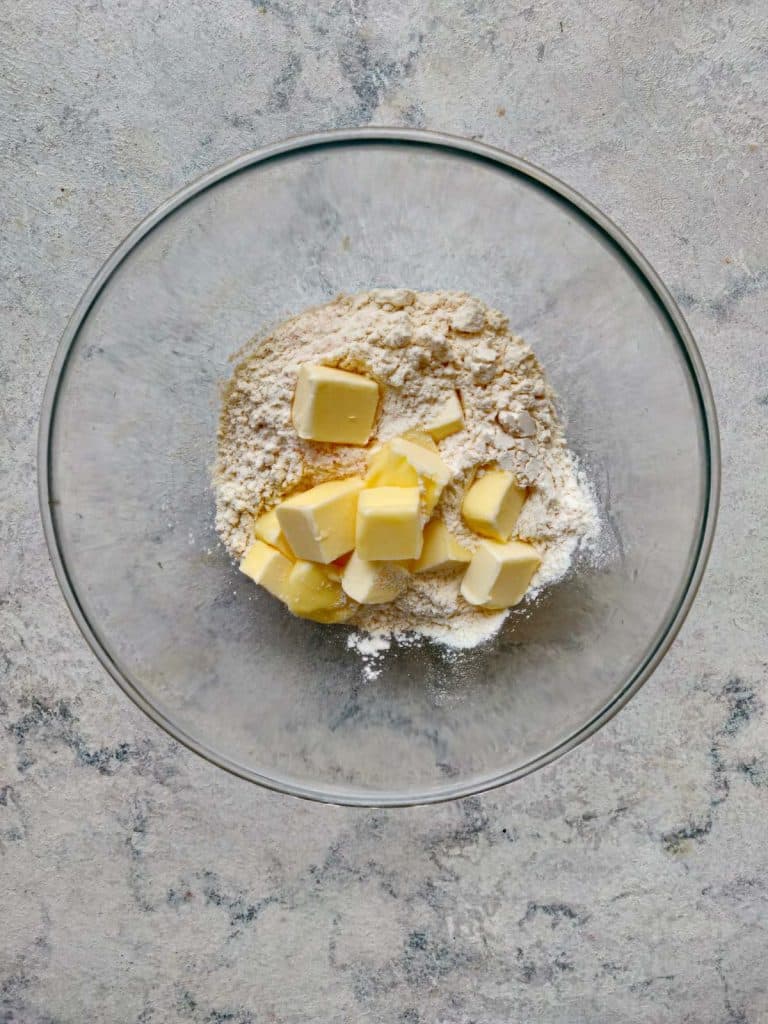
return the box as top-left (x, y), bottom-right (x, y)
top-left (215, 290), bottom-right (600, 650)
top-left (345, 631), bottom-right (393, 681)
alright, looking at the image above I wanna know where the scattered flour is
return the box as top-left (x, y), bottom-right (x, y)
top-left (215, 290), bottom-right (601, 655)
top-left (345, 631), bottom-right (392, 681)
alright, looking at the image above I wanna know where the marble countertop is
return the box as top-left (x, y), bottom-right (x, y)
top-left (3, 2), bottom-right (766, 1020)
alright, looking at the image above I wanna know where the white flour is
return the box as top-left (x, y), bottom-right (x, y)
top-left (344, 631), bottom-right (395, 681)
top-left (215, 290), bottom-right (600, 656)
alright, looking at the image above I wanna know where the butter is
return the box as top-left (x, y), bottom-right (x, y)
top-left (239, 539), bottom-right (292, 600)
top-left (284, 559), bottom-right (357, 623)
top-left (356, 486), bottom-right (423, 561)
top-left (412, 520), bottom-right (472, 573)
top-left (277, 476), bottom-right (363, 564)
top-left (252, 508), bottom-right (293, 559)
top-left (401, 429), bottom-right (439, 452)
top-left (424, 391), bottom-right (464, 440)
top-left (460, 539), bottom-right (541, 609)
top-left (461, 469), bottom-right (526, 541)
top-left (341, 551), bottom-right (410, 604)
top-left (365, 436), bottom-right (452, 514)
top-left (291, 364), bottom-right (379, 444)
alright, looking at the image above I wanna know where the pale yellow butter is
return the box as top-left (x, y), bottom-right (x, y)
top-left (284, 560), bottom-right (357, 623)
top-left (356, 486), bottom-right (423, 561)
top-left (277, 476), bottom-right (363, 564)
top-left (461, 469), bottom-right (527, 541)
top-left (253, 508), bottom-right (294, 559)
top-left (365, 436), bottom-right (452, 514)
top-left (239, 539), bottom-right (293, 600)
top-left (460, 539), bottom-right (541, 609)
top-left (412, 520), bottom-right (472, 573)
top-left (401, 429), bottom-right (439, 451)
top-left (292, 364), bottom-right (379, 444)
top-left (341, 551), bottom-right (410, 604)
top-left (424, 391), bottom-right (464, 440)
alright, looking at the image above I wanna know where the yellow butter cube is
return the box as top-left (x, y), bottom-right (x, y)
top-left (401, 429), bottom-right (439, 452)
top-left (461, 469), bottom-right (527, 541)
top-left (460, 539), bottom-right (541, 609)
top-left (413, 520), bottom-right (472, 573)
top-left (356, 487), bottom-right (423, 561)
top-left (284, 560), bottom-right (357, 623)
top-left (253, 508), bottom-right (294, 559)
top-left (292, 364), bottom-right (379, 445)
top-left (424, 391), bottom-right (464, 440)
top-left (341, 551), bottom-right (410, 604)
top-left (239, 539), bottom-right (293, 600)
top-left (277, 476), bottom-right (363, 564)
top-left (365, 437), bottom-right (452, 514)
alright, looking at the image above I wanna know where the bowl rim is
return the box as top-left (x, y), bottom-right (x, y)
top-left (38, 127), bottom-right (720, 807)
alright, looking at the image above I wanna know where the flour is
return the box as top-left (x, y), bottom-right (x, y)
top-left (345, 631), bottom-right (393, 681)
top-left (215, 290), bottom-right (600, 652)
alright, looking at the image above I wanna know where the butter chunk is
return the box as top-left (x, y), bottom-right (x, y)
top-left (356, 486), bottom-right (423, 561)
top-left (239, 540), bottom-right (292, 600)
top-left (366, 437), bottom-right (452, 514)
top-left (424, 391), bottom-right (464, 440)
top-left (460, 539), bottom-right (541, 609)
top-left (253, 508), bottom-right (293, 559)
top-left (292, 364), bottom-right (379, 444)
top-left (401, 429), bottom-right (439, 452)
top-left (413, 520), bottom-right (472, 573)
top-left (341, 551), bottom-right (410, 604)
top-left (277, 476), bottom-right (363, 564)
top-left (461, 469), bottom-right (526, 541)
top-left (285, 560), bottom-right (357, 623)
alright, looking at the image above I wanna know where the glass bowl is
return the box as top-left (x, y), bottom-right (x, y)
top-left (39, 129), bottom-right (719, 806)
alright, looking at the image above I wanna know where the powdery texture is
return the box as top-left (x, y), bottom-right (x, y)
top-left (215, 290), bottom-right (600, 647)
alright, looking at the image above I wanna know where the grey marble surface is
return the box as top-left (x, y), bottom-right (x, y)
top-left (2, 2), bottom-right (767, 1021)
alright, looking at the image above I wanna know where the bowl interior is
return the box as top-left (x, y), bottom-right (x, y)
top-left (44, 136), bottom-right (714, 803)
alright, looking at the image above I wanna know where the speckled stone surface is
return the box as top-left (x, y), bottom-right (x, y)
top-left (2, 3), bottom-right (767, 1021)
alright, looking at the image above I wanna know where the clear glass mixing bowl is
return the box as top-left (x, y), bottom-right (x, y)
top-left (39, 129), bottom-right (719, 805)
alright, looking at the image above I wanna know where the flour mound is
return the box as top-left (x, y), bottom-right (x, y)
top-left (214, 290), bottom-right (600, 647)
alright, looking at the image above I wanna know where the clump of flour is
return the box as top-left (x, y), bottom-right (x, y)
top-left (345, 631), bottom-right (393, 681)
top-left (215, 289), bottom-right (600, 651)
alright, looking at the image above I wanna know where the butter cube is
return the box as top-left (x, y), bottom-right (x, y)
top-left (365, 437), bottom-right (452, 514)
top-left (401, 429), bottom-right (439, 452)
top-left (413, 520), bottom-right (472, 573)
top-left (341, 551), bottom-right (410, 604)
top-left (253, 508), bottom-right (294, 558)
top-left (356, 487), bottom-right (423, 561)
top-left (460, 539), bottom-right (541, 609)
top-left (461, 469), bottom-right (526, 541)
top-left (424, 391), bottom-right (464, 440)
top-left (277, 476), bottom-right (363, 564)
top-left (292, 364), bottom-right (379, 444)
top-left (284, 560), bottom-right (357, 623)
top-left (239, 539), bottom-right (292, 600)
